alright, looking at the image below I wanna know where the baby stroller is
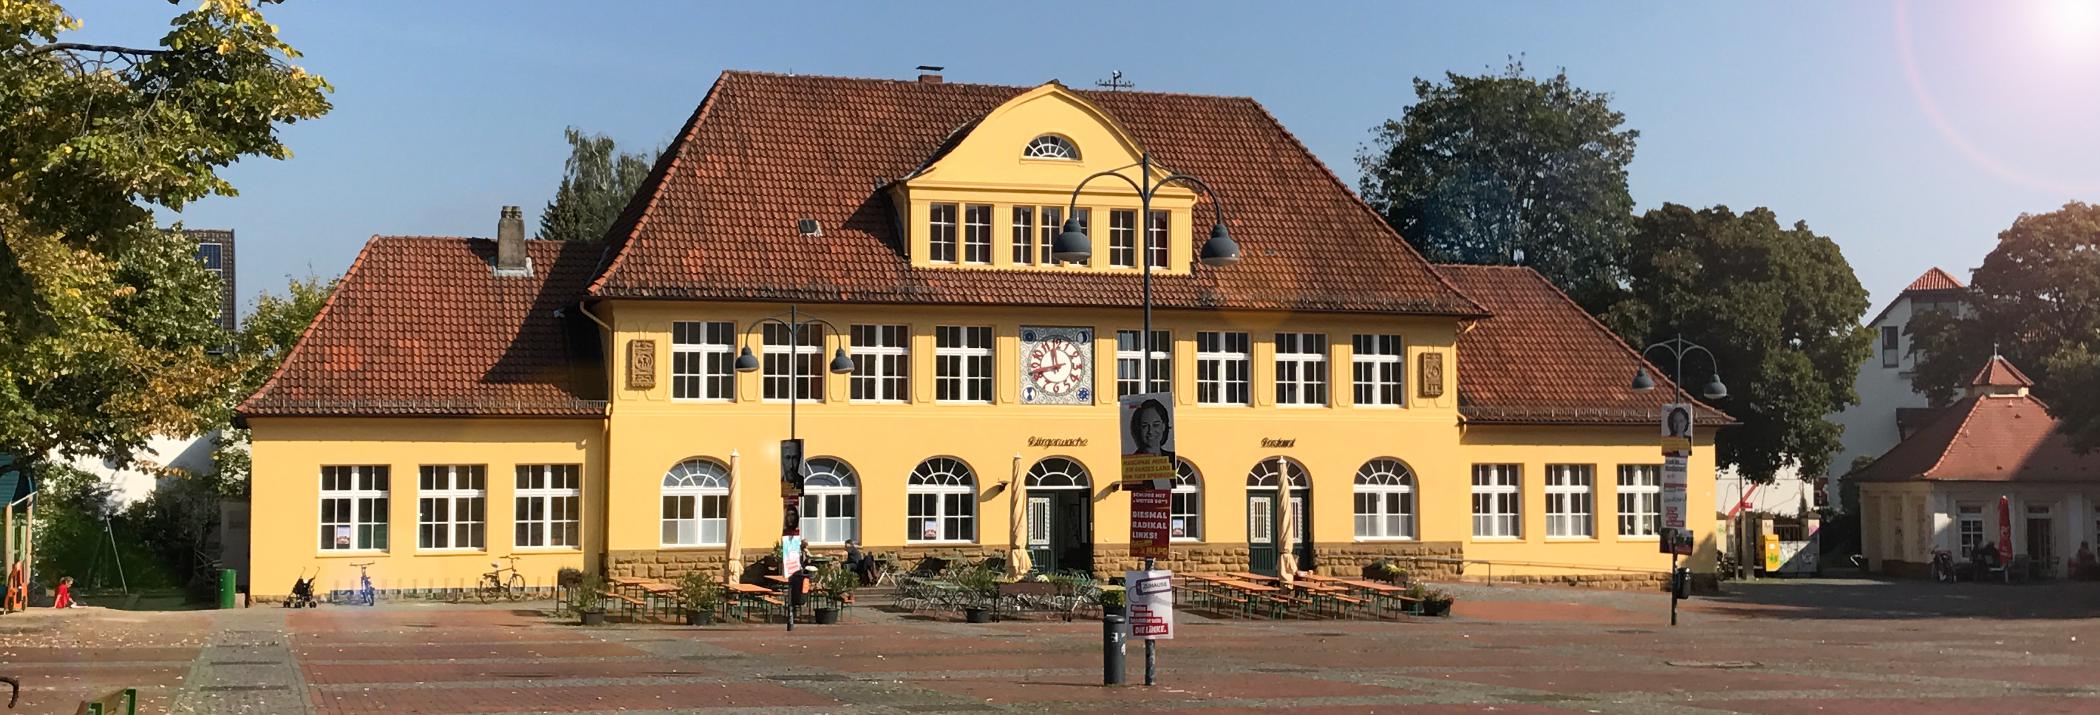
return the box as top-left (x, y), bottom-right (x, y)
top-left (284, 568), bottom-right (317, 608)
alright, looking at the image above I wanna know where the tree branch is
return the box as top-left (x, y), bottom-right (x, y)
top-left (27, 42), bottom-right (170, 57)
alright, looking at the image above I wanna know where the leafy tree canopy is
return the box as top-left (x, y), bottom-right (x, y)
top-left (0, 0), bottom-right (330, 465)
top-left (1603, 204), bottom-right (1872, 482)
top-left (1911, 201), bottom-right (2100, 451)
top-left (1357, 59), bottom-right (1637, 310)
top-left (537, 127), bottom-right (654, 242)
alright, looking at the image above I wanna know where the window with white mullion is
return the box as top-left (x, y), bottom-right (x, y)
top-left (515, 464), bottom-right (581, 549)
top-left (963, 204), bottom-right (992, 264)
top-left (1274, 332), bottom-right (1329, 407)
top-left (1545, 464), bottom-right (1594, 538)
top-left (1011, 206), bottom-right (1036, 265)
top-left (1615, 465), bottom-right (1661, 537)
top-left (799, 458), bottom-right (859, 545)
top-left (1957, 504), bottom-right (1984, 558)
top-left (762, 322), bottom-right (825, 402)
top-left (1351, 334), bottom-right (1404, 407)
top-left (929, 203), bottom-right (958, 263)
top-left (1035, 206), bottom-right (1064, 265)
top-left (661, 459), bottom-right (730, 547)
top-left (320, 465), bottom-right (390, 551)
top-left (849, 324), bottom-right (909, 403)
top-left (1471, 464), bottom-right (1521, 539)
top-left (672, 321), bottom-right (734, 401)
top-left (1195, 331), bottom-right (1250, 405)
top-left (1171, 460), bottom-right (1202, 541)
top-left (1353, 459), bottom-right (1416, 540)
top-left (417, 465), bottom-right (486, 551)
top-left (907, 458), bottom-right (977, 542)
top-left (1145, 210), bottom-right (1169, 269)
top-left (1115, 329), bottom-right (1171, 398)
top-left (935, 326), bottom-right (993, 403)
top-left (1108, 209), bottom-right (1137, 268)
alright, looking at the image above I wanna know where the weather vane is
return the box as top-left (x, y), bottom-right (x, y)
top-left (1095, 70), bottom-right (1134, 92)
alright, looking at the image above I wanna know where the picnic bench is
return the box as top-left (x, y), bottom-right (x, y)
top-left (74, 687), bottom-right (137, 715)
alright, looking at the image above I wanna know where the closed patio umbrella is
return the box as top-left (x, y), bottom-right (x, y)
top-left (1276, 486), bottom-right (1300, 583)
top-left (1008, 454), bottom-right (1032, 577)
top-left (725, 451), bottom-right (744, 580)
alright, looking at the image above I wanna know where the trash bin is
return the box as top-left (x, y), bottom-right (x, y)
top-left (218, 568), bottom-right (237, 609)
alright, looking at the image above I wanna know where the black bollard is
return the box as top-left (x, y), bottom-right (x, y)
top-left (1102, 611), bottom-right (1128, 685)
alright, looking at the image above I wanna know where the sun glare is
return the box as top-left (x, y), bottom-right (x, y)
top-left (2038, 0), bottom-right (2100, 56)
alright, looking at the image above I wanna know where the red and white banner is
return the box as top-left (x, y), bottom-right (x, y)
top-left (1998, 496), bottom-right (2014, 565)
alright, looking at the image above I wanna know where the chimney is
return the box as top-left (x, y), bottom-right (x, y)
top-left (915, 65), bottom-right (944, 84)
top-left (917, 73), bottom-right (942, 84)
top-left (494, 205), bottom-right (530, 276)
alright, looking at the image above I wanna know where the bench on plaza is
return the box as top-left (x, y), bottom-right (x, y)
top-left (75, 688), bottom-right (137, 715)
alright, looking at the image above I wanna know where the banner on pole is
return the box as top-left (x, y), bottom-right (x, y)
top-left (1126, 569), bottom-right (1174, 640)
top-left (1660, 403), bottom-right (1693, 454)
top-left (1120, 392), bottom-right (1175, 490)
top-left (1662, 452), bottom-right (1689, 531)
top-left (1998, 496), bottom-right (2014, 565)
top-left (781, 438), bottom-right (805, 497)
top-left (782, 535), bottom-right (803, 576)
top-left (1130, 489), bottom-right (1172, 560)
top-left (1660, 527), bottom-right (1693, 556)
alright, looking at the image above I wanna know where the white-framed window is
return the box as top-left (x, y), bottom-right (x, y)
top-left (762, 322), bottom-right (824, 402)
top-left (661, 458), bottom-right (730, 547)
top-left (1024, 134), bottom-right (1080, 160)
top-left (1195, 331), bottom-right (1251, 405)
top-left (1881, 325), bottom-right (1900, 368)
top-left (963, 204), bottom-right (993, 264)
top-left (929, 203), bottom-right (958, 263)
top-left (800, 457), bottom-right (858, 545)
top-left (196, 242), bottom-right (224, 272)
top-left (320, 465), bottom-right (389, 552)
top-left (1171, 459), bottom-right (1202, 541)
top-left (1351, 334), bottom-right (1404, 407)
top-left (417, 465), bottom-right (486, 551)
top-left (935, 325), bottom-right (993, 403)
top-left (671, 321), bottom-right (734, 401)
top-left (1108, 209), bottom-right (1137, 268)
top-left (908, 457), bottom-right (976, 542)
top-left (1035, 205), bottom-right (1064, 265)
top-left (1471, 464), bottom-right (1521, 539)
top-left (1957, 504), bottom-right (1984, 558)
top-left (1011, 206), bottom-right (1036, 265)
top-left (849, 324), bottom-right (909, 403)
top-left (1274, 333), bottom-right (1329, 406)
top-left (1145, 209), bottom-right (1169, 270)
top-left (1353, 458), bottom-right (1416, 540)
top-left (515, 464), bottom-right (581, 549)
top-left (1545, 464), bottom-right (1594, 539)
top-left (1116, 329), bottom-right (1171, 398)
top-left (1616, 465), bottom-right (1661, 537)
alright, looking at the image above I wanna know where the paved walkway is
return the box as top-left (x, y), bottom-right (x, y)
top-left (3, 578), bottom-right (2099, 713)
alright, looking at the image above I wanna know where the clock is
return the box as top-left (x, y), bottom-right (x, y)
top-left (1019, 326), bottom-right (1094, 405)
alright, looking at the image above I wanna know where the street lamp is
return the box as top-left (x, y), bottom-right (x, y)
top-left (1058, 153), bottom-right (1237, 687)
top-left (1631, 334), bottom-right (1739, 601)
top-left (734, 305), bottom-right (853, 632)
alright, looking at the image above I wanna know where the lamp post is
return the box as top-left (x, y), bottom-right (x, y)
top-left (734, 305), bottom-right (854, 632)
top-left (1631, 335), bottom-right (1730, 623)
top-left (1055, 152), bottom-right (1241, 687)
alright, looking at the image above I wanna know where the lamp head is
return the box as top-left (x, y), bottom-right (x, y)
top-left (829, 347), bottom-right (856, 374)
top-left (1051, 218), bottom-right (1091, 263)
top-left (1630, 366), bottom-right (1655, 392)
top-left (1199, 221), bottom-right (1240, 267)
top-left (734, 346), bottom-right (759, 373)
top-left (1702, 374), bottom-right (1729, 400)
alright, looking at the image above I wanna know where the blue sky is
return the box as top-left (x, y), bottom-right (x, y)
top-left (64, 1), bottom-right (2100, 314)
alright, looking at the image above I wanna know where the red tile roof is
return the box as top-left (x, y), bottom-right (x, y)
top-left (588, 71), bottom-right (1485, 317)
top-left (1969, 354), bottom-right (2035, 388)
top-left (1853, 388), bottom-right (2100, 484)
top-left (1904, 267), bottom-right (1965, 293)
top-left (238, 237), bottom-right (607, 418)
top-left (1441, 265), bottom-right (1732, 426)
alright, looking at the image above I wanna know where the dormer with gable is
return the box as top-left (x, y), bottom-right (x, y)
top-left (888, 83), bottom-right (1202, 274)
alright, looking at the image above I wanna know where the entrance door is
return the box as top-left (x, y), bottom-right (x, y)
top-left (1024, 458), bottom-right (1094, 575)
top-left (1289, 491), bottom-right (1313, 568)
top-left (2027, 510), bottom-right (2055, 576)
top-left (1054, 492), bottom-right (1092, 575)
top-left (1027, 495), bottom-right (1054, 572)
top-left (1248, 493), bottom-right (1277, 576)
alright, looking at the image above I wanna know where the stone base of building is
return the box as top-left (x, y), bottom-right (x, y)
top-left (1460, 572), bottom-right (1672, 590)
top-left (607, 542), bottom-right (1469, 582)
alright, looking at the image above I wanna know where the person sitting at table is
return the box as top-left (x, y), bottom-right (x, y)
top-left (844, 540), bottom-right (879, 585)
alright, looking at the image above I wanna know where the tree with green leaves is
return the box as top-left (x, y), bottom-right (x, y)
top-left (538, 127), bottom-right (654, 242)
top-left (1602, 204), bottom-right (1872, 483)
top-left (1910, 201), bottom-right (2100, 450)
top-left (1357, 60), bottom-right (1638, 310)
top-left (0, 1), bottom-right (330, 467)
top-left (212, 274), bottom-right (334, 497)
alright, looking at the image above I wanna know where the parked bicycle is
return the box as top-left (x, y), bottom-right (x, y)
top-left (349, 562), bottom-right (377, 606)
top-left (477, 555), bottom-right (527, 603)
top-left (3, 674), bottom-right (19, 709)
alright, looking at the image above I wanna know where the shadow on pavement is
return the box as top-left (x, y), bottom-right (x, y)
top-left (1696, 577), bottom-right (2100, 620)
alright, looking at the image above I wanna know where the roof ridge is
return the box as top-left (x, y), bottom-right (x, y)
top-left (588, 70), bottom-right (725, 295)
top-left (1919, 394), bottom-right (1988, 479)
top-left (1504, 265), bottom-right (1731, 424)
top-left (237, 235), bottom-right (385, 417)
top-left (719, 69), bottom-right (1261, 102)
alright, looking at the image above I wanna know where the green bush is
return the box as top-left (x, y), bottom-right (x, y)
top-left (677, 570), bottom-right (720, 614)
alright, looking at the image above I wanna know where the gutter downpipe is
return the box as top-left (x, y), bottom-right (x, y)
top-left (578, 301), bottom-right (616, 580)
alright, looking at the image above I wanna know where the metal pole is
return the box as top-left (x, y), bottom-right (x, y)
top-left (787, 307), bottom-right (798, 633)
top-left (1139, 153), bottom-right (1159, 688)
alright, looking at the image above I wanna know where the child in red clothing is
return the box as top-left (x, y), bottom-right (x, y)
top-left (53, 576), bottom-right (79, 608)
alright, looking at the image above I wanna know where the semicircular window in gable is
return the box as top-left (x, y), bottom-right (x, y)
top-left (1023, 134), bottom-right (1080, 160)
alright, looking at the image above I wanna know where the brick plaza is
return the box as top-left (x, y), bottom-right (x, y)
top-left (4, 579), bottom-right (2099, 714)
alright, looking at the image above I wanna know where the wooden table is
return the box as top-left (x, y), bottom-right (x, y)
top-left (1224, 571), bottom-right (1279, 583)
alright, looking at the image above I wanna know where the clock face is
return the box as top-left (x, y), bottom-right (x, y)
top-left (1020, 327), bottom-right (1093, 404)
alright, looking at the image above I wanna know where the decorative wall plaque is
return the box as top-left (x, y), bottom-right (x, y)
top-left (627, 339), bottom-right (657, 390)
top-left (1418, 352), bottom-right (1445, 398)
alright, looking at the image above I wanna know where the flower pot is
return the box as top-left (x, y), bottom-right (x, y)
top-left (813, 607), bottom-right (841, 625)
top-left (1101, 604), bottom-right (1126, 618)
top-left (964, 607), bottom-right (992, 623)
top-left (579, 609), bottom-right (607, 626)
top-left (684, 610), bottom-right (714, 626)
top-left (1424, 600), bottom-right (1452, 617)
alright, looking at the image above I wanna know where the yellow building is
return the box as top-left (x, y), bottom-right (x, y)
top-left (238, 71), bottom-right (1724, 598)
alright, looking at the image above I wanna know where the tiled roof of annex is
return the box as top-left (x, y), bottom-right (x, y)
top-left (1855, 359), bottom-right (2100, 484)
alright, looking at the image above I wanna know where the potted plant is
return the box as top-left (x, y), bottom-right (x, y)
top-left (1097, 585), bottom-right (1126, 618)
top-left (812, 564), bottom-right (857, 625)
top-left (953, 567), bottom-right (1001, 623)
top-left (1422, 587), bottom-right (1455, 617)
top-left (1401, 583), bottom-right (1429, 615)
top-left (571, 574), bottom-right (607, 626)
top-left (676, 570), bottom-right (720, 626)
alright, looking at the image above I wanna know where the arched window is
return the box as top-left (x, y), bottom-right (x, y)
top-left (661, 458), bottom-right (729, 546)
top-left (800, 457), bottom-right (858, 545)
top-left (1026, 457), bottom-right (1091, 489)
top-left (1353, 458), bottom-right (1416, 540)
top-left (1023, 134), bottom-right (1080, 160)
top-left (1172, 459), bottom-right (1202, 541)
top-left (1246, 458), bottom-right (1310, 490)
top-left (908, 457), bottom-right (977, 542)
